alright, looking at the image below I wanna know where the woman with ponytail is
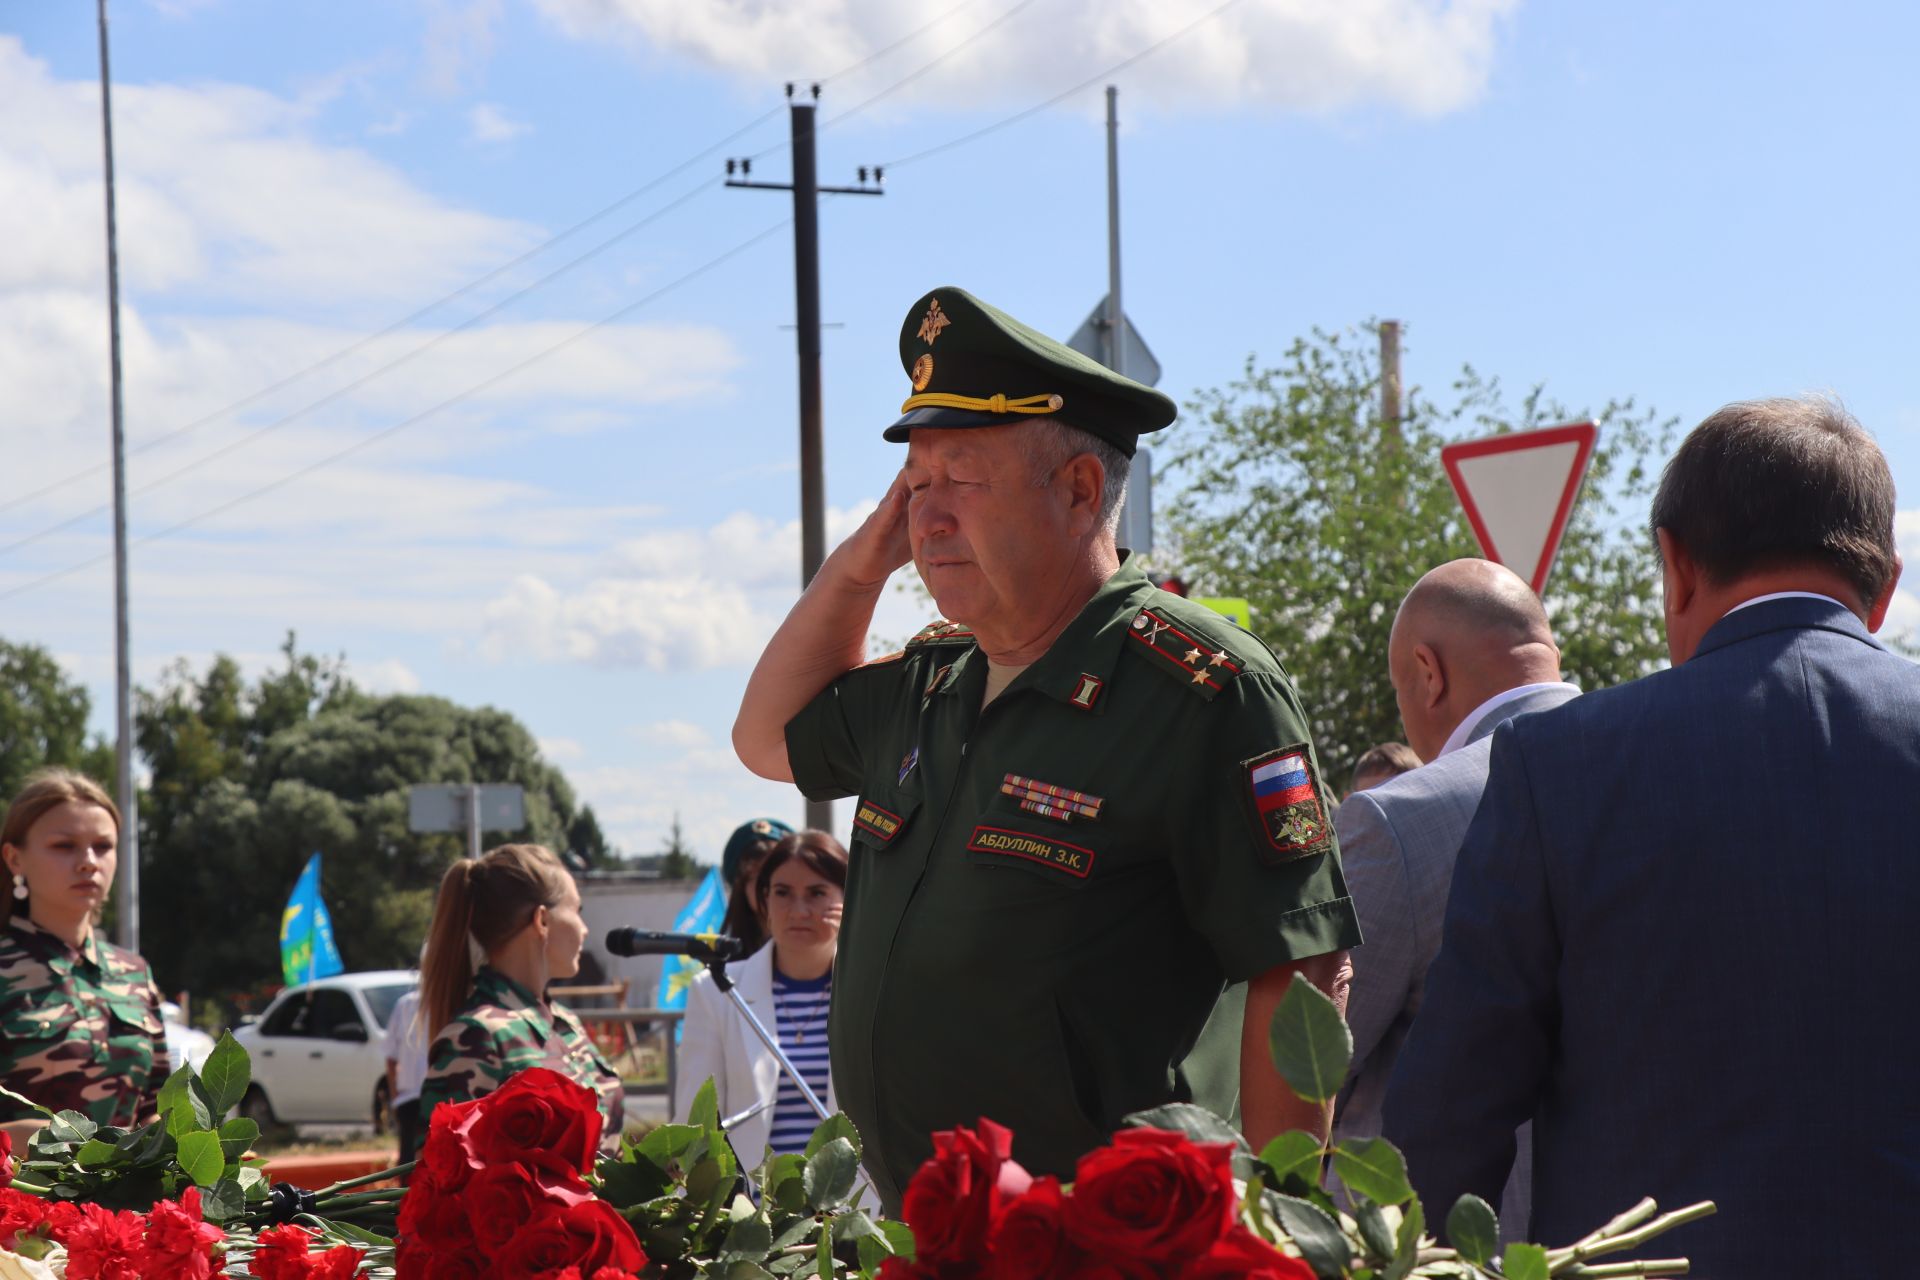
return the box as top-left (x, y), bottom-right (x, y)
top-left (415, 843), bottom-right (623, 1149)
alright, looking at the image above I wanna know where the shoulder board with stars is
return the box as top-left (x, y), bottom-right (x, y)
top-left (1126, 607), bottom-right (1244, 699)
top-left (905, 619), bottom-right (976, 648)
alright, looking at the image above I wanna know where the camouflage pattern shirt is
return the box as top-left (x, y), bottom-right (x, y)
top-left (0, 917), bottom-right (170, 1127)
top-left (419, 965), bottom-right (624, 1150)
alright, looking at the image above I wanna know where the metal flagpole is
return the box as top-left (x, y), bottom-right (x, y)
top-left (97, 0), bottom-right (139, 952)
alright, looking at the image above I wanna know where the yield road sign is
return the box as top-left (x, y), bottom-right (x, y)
top-left (1440, 421), bottom-right (1598, 594)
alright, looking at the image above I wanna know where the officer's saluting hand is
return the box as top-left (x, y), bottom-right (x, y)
top-left (734, 287), bottom-right (1361, 1210)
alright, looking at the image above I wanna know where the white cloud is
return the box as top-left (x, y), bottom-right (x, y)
top-left (0, 38), bottom-right (534, 307)
top-left (635, 719), bottom-right (711, 748)
top-left (567, 755), bottom-right (811, 860)
top-left (468, 102), bottom-right (532, 143)
top-left (475, 502), bottom-right (933, 671)
top-left (538, 734), bottom-right (587, 761)
top-left (355, 658), bottom-right (423, 693)
top-left (532, 0), bottom-right (1519, 117)
top-left (422, 0), bottom-right (508, 96)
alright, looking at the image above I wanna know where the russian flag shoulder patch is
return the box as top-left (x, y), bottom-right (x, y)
top-left (1243, 744), bottom-right (1331, 860)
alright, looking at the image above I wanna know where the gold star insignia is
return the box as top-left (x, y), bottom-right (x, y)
top-left (1184, 647), bottom-right (1204, 664)
top-left (1208, 650), bottom-right (1230, 668)
top-left (917, 298), bottom-right (951, 345)
top-left (1190, 667), bottom-right (1209, 684)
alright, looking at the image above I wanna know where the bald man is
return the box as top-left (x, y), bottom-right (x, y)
top-left (1331, 559), bottom-right (1577, 1239)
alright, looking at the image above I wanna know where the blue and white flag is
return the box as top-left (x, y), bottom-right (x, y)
top-left (656, 867), bottom-right (726, 1026)
top-left (280, 852), bottom-right (345, 987)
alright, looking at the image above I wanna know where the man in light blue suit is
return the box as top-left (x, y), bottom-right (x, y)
top-left (1333, 558), bottom-right (1577, 1239)
top-left (1386, 398), bottom-right (1912, 1275)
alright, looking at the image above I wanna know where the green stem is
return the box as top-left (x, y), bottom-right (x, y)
top-left (1564, 1261), bottom-right (1690, 1278)
top-left (8, 1180), bottom-right (54, 1195)
top-left (313, 1161), bottom-right (413, 1196)
top-left (1549, 1202), bottom-right (1715, 1273)
top-left (311, 1190), bottom-right (405, 1212)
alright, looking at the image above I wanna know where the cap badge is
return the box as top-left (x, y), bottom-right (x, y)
top-left (917, 298), bottom-right (951, 345)
top-left (911, 353), bottom-right (934, 391)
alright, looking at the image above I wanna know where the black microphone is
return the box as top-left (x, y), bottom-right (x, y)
top-left (604, 929), bottom-right (747, 963)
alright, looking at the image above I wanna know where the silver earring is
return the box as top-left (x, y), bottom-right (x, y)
top-left (11, 873), bottom-right (25, 901)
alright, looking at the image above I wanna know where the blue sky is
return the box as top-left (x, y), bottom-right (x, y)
top-left (4, 0), bottom-right (1918, 856)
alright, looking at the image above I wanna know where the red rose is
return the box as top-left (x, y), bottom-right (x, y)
top-left (1179, 1226), bottom-right (1316, 1280)
top-left (469, 1069), bottom-right (602, 1177)
top-left (989, 1176), bottom-right (1080, 1280)
top-left (0, 1129), bottom-right (11, 1182)
top-left (59, 1203), bottom-right (146, 1280)
top-left (589, 1270), bottom-right (642, 1280)
top-left (415, 1099), bottom-right (486, 1194)
top-left (138, 1187), bottom-right (225, 1280)
top-left (899, 1118), bottom-right (1033, 1269)
top-left (395, 1237), bottom-right (484, 1280)
top-left (1063, 1129), bottom-right (1236, 1267)
top-left (396, 1168), bottom-right (472, 1252)
top-left (1060, 1259), bottom-right (1164, 1280)
top-left (497, 1199), bottom-right (648, 1278)
top-left (467, 1161), bottom-right (592, 1251)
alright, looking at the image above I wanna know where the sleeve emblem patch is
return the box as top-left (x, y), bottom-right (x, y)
top-left (853, 799), bottom-right (904, 845)
top-left (1245, 746), bottom-right (1331, 858)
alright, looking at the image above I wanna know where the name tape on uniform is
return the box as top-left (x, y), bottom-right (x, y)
top-left (967, 825), bottom-right (1096, 879)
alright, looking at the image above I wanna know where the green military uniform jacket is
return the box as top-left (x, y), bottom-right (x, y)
top-left (0, 916), bottom-right (170, 1127)
top-left (786, 555), bottom-right (1362, 1205)
top-left (419, 966), bottom-right (625, 1151)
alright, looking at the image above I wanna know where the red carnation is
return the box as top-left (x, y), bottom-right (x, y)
top-left (60, 1203), bottom-right (146, 1280)
top-left (1063, 1129), bottom-right (1237, 1267)
top-left (395, 1236), bottom-right (485, 1280)
top-left (467, 1161), bottom-right (593, 1252)
top-left (253, 1223), bottom-right (366, 1280)
top-left (138, 1187), bottom-right (225, 1280)
top-left (1180, 1226), bottom-right (1317, 1280)
top-left (989, 1176), bottom-right (1079, 1280)
top-left (899, 1118), bottom-right (1033, 1270)
top-left (468, 1069), bottom-right (602, 1177)
top-left (0, 1186), bottom-right (56, 1251)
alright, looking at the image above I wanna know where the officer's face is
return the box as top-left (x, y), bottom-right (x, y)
top-left (4, 800), bottom-right (117, 925)
top-left (903, 427), bottom-right (1074, 635)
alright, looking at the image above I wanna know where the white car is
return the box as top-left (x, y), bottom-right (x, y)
top-left (232, 970), bottom-right (416, 1131)
top-left (161, 1001), bottom-right (216, 1072)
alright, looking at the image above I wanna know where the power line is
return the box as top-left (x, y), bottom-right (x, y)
top-left (0, 103), bottom-right (787, 519)
top-left (743, 0), bottom-right (1052, 163)
top-left (815, 0), bottom-right (982, 84)
top-left (0, 218), bottom-right (793, 606)
top-left (817, 0), bottom-right (1047, 133)
top-left (0, 176), bottom-right (721, 560)
top-left (884, 0), bottom-right (1247, 170)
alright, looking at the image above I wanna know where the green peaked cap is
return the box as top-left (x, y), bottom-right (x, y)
top-left (883, 286), bottom-right (1176, 458)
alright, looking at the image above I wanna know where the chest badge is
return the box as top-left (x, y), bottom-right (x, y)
top-left (898, 746), bottom-right (920, 784)
top-left (1001, 773), bottom-right (1103, 823)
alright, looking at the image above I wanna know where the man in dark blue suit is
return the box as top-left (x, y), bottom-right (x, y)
top-left (1384, 397), bottom-right (1912, 1275)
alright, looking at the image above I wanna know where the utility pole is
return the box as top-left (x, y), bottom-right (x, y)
top-left (97, 0), bottom-right (138, 951)
top-left (727, 85), bottom-right (882, 834)
top-left (1379, 319), bottom-right (1403, 439)
top-left (1104, 86), bottom-right (1124, 378)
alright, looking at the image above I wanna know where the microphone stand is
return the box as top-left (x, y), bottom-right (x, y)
top-left (704, 953), bottom-right (832, 1123)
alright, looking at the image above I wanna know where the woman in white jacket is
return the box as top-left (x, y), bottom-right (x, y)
top-left (673, 829), bottom-right (846, 1162)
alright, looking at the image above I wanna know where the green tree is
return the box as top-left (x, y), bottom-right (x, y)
top-left (136, 636), bottom-right (587, 1001)
top-left (655, 813), bottom-right (702, 880)
top-left (1167, 325), bottom-right (1674, 786)
top-left (567, 803), bottom-right (616, 867)
top-left (0, 639), bottom-right (114, 800)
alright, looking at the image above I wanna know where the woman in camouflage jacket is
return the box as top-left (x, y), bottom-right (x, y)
top-left (1, 768), bottom-right (170, 1139)
top-left (415, 843), bottom-right (623, 1149)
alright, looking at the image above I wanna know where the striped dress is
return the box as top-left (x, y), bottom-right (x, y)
top-left (766, 967), bottom-right (833, 1155)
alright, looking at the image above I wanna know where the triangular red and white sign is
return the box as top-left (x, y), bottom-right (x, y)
top-left (1440, 421), bottom-right (1598, 594)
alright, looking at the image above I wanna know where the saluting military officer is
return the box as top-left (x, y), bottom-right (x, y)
top-left (733, 287), bottom-right (1360, 1207)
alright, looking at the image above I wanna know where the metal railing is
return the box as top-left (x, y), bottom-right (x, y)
top-left (570, 1007), bottom-right (685, 1107)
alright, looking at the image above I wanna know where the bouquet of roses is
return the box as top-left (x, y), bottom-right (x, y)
top-left (395, 1070), bottom-right (647, 1280)
top-left (878, 981), bottom-right (1715, 1280)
